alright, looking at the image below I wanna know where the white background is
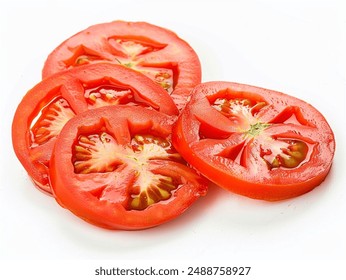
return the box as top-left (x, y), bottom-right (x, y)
top-left (1, 0), bottom-right (345, 278)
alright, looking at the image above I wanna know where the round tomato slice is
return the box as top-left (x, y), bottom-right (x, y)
top-left (49, 106), bottom-right (207, 230)
top-left (42, 20), bottom-right (201, 110)
top-left (12, 63), bottom-right (178, 194)
top-left (172, 82), bottom-right (335, 201)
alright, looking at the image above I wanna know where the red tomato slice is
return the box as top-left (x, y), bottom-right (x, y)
top-left (172, 82), bottom-right (335, 201)
top-left (12, 63), bottom-right (178, 194)
top-left (49, 106), bottom-right (207, 230)
top-left (42, 20), bottom-right (202, 110)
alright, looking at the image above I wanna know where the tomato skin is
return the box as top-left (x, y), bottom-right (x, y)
top-left (42, 20), bottom-right (201, 110)
top-left (12, 63), bottom-right (178, 194)
top-left (50, 106), bottom-right (207, 230)
top-left (172, 82), bottom-right (336, 201)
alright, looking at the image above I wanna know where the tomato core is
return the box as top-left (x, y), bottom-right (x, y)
top-left (72, 131), bottom-right (183, 211)
top-left (246, 122), bottom-right (270, 137)
top-left (210, 96), bottom-right (311, 170)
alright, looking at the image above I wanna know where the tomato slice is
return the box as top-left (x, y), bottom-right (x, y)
top-left (12, 63), bottom-right (178, 194)
top-left (172, 82), bottom-right (335, 201)
top-left (49, 106), bottom-right (207, 230)
top-left (42, 21), bottom-right (202, 110)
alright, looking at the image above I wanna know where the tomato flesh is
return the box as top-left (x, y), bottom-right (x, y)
top-left (50, 106), bottom-right (207, 230)
top-left (172, 82), bottom-right (335, 201)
